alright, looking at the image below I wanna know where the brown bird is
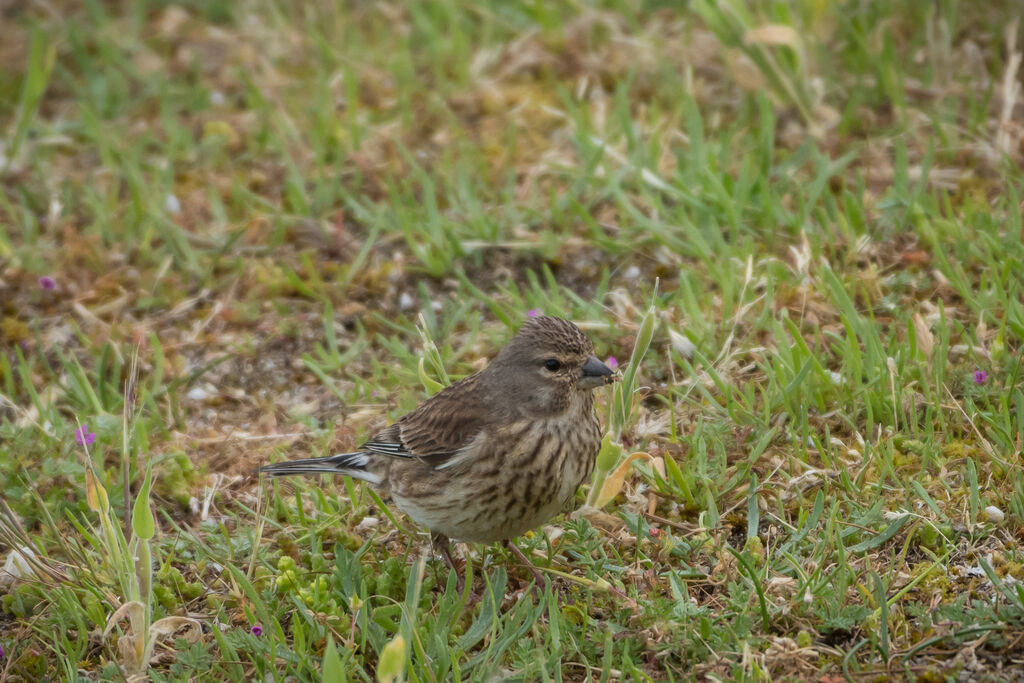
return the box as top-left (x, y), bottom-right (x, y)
top-left (260, 315), bottom-right (617, 580)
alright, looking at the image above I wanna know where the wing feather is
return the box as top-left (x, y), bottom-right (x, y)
top-left (359, 373), bottom-right (490, 467)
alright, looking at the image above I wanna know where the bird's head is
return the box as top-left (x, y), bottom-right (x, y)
top-left (487, 316), bottom-right (618, 416)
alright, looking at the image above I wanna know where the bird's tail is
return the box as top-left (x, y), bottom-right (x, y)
top-left (259, 452), bottom-right (381, 484)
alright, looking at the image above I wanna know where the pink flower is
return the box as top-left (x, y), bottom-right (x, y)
top-left (527, 309), bottom-right (540, 318)
top-left (606, 356), bottom-right (618, 369)
top-left (973, 370), bottom-right (987, 384)
top-left (75, 426), bottom-right (97, 446)
top-left (38, 276), bottom-right (56, 290)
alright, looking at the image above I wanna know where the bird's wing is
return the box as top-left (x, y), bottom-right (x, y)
top-left (360, 374), bottom-right (490, 468)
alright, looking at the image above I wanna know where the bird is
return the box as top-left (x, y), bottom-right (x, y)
top-left (260, 315), bottom-right (618, 582)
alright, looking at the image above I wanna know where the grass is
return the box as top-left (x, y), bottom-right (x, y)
top-left (1, 0), bottom-right (1023, 679)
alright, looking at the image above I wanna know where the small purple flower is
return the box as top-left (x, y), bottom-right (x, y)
top-left (75, 426), bottom-right (97, 446)
top-left (606, 356), bottom-right (618, 369)
top-left (251, 624), bottom-right (263, 637)
top-left (370, 390), bottom-right (378, 398)
top-left (38, 276), bottom-right (57, 290)
top-left (527, 309), bottom-right (540, 318)
top-left (0, 643), bottom-right (4, 659)
top-left (974, 370), bottom-right (987, 385)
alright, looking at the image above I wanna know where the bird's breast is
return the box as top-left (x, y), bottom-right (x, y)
top-left (388, 404), bottom-right (603, 544)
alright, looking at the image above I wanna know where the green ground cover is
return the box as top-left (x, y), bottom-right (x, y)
top-left (1, 1), bottom-right (1023, 680)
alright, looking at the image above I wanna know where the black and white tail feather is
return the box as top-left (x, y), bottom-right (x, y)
top-left (259, 452), bottom-right (381, 484)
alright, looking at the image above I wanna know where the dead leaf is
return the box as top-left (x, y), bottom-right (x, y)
top-left (744, 24), bottom-right (802, 49)
top-left (900, 250), bottom-right (931, 265)
top-left (913, 313), bottom-right (934, 357)
top-left (150, 616), bottom-right (203, 646)
top-left (105, 600), bottom-right (146, 637)
top-left (572, 505), bottom-right (626, 532)
top-left (594, 451), bottom-right (652, 508)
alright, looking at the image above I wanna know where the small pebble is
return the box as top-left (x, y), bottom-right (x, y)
top-left (2, 546), bottom-right (35, 581)
top-left (983, 506), bottom-right (1004, 523)
top-left (165, 194), bottom-right (182, 214)
top-left (354, 516), bottom-right (380, 533)
top-left (186, 386), bottom-right (212, 401)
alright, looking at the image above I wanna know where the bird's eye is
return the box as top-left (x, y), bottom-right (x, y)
top-left (544, 359), bottom-right (561, 372)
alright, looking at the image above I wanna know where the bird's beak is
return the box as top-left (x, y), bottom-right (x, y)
top-left (579, 355), bottom-right (618, 390)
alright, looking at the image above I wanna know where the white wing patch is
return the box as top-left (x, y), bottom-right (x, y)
top-left (363, 441), bottom-right (411, 457)
top-left (354, 470), bottom-right (382, 485)
top-left (345, 453), bottom-right (370, 467)
top-left (434, 431), bottom-right (487, 471)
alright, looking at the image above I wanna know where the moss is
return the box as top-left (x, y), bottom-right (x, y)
top-left (916, 524), bottom-right (948, 552)
top-left (743, 535), bottom-right (765, 564)
top-left (796, 630), bottom-right (812, 648)
top-left (154, 565), bottom-right (205, 610)
top-left (1001, 561), bottom-right (1024, 580)
top-left (941, 442), bottom-right (979, 460)
top-left (893, 437), bottom-right (926, 456)
top-left (909, 561), bottom-right (951, 597)
top-left (1, 316), bottom-right (30, 343)
top-left (155, 451), bottom-right (201, 508)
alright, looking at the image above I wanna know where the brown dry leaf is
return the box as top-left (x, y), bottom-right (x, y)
top-left (572, 505), bottom-right (626, 533)
top-left (104, 600), bottom-right (146, 637)
top-left (913, 313), bottom-right (934, 357)
top-left (726, 50), bottom-right (766, 92)
top-left (595, 451), bottom-right (653, 508)
top-left (744, 24), bottom-right (802, 49)
top-left (900, 249), bottom-right (931, 265)
top-left (149, 616), bottom-right (203, 647)
top-left (116, 635), bottom-right (142, 676)
top-left (157, 6), bottom-right (191, 37)
top-left (132, 47), bottom-right (165, 75)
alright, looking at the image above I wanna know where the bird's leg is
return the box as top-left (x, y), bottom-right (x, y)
top-left (504, 539), bottom-right (547, 587)
top-left (431, 532), bottom-right (458, 571)
top-left (431, 532), bottom-right (465, 594)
